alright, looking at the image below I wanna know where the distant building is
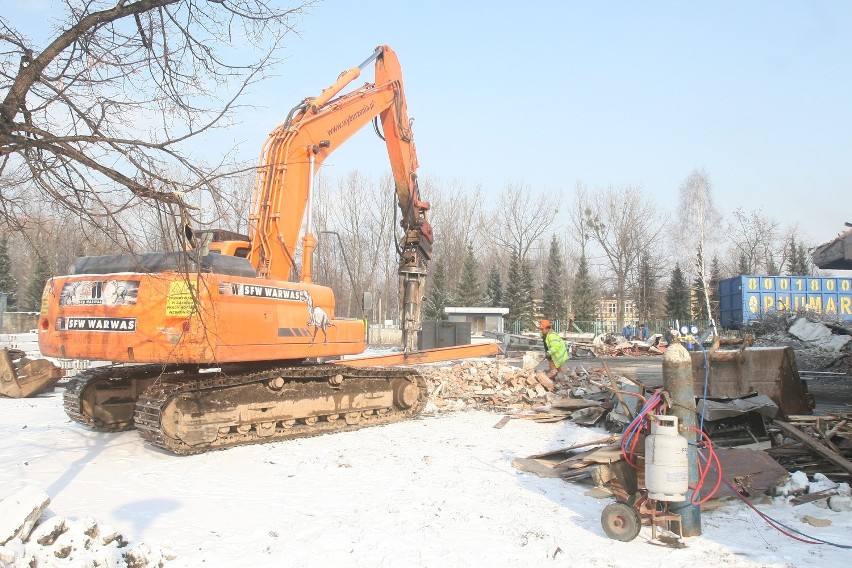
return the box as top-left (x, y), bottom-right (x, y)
top-left (444, 307), bottom-right (509, 335)
top-left (595, 298), bottom-right (638, 334)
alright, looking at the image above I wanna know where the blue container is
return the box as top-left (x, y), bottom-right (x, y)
top-left (719, 275), bottom-right (852, 328)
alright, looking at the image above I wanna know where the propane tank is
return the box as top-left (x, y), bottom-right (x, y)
top-left (645, 415), bottom-right (689, 501)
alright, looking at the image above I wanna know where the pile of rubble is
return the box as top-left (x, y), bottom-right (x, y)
top-left (417, 359), bottom-right (632, 429)
top-left (581, 334), bottom-right (664, 357)
top-left (752, 316), bottom-right (852, 374)
top-left (419, 360), bottom-right (556, 411)
top-left (0, 486), bottom-right (174, 568)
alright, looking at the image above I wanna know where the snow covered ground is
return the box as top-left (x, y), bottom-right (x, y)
top-left (1, 389), bottom-right (850, 567)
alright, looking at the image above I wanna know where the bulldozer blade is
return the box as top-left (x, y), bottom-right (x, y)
top-left (0, 348), bottom-right (65, 398)
top-left (689, 345), bottom-right (813, 417)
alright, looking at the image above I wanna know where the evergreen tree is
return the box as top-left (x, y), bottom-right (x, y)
top-left (692, 273), bottom-right (708, 322)
top-left (519, 255), bottom-right (535, 330)
top-left (423, 260), bottom-right (451, 321)
top-left (26, 255), bottom-right (52, 312)
top-left (737, 253), bottom-right (749, 275)
top-left (572, 252), bottom-right (597, 327)
top-left (486, 265), bottom-right (503, 308)
top-left (665, 264), bottom-right (691, 323)
top-left (541, 236), bottom-right (567, 322)
top-left (708, 256), bottom-right (723, 325)
top-left (766, 256), bottom-right (779, 276)
top-left (635, 253), bottom-right (656, 323)
top-left (787, 236), bottom-right (800, 274)
top-left (796, 243), bottom-right (809, 276)
top-left (0, 237), bottom-right (17, 310)
top-left (455, 244), bottom-right (484, 306)
top-left (505, 249), bottom-right (534, 331)
top-left (788, 238), bottom-right (810, 276)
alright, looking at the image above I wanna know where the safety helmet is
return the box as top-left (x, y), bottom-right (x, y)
top-left (539, 319), bottom-right (551, 330)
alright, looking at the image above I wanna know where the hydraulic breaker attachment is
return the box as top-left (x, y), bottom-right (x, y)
top-left (0, 348), bottom-right (65, 398)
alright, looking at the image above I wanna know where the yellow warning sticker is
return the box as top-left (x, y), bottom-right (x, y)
top-left (166, 280), bottom-right (197, 316)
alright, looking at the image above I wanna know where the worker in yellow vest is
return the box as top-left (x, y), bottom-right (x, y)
top-left (539, 319), bottom-right (569, 379)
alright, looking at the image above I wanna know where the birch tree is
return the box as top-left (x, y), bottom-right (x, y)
top-left (677, 168), bottom-right (722, 335)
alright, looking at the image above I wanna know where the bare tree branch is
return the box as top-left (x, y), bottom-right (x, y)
top-left (0, 0), bottom-right (315, 245)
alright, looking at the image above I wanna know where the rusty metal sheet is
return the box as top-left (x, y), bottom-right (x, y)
top-left (699, 447), bottom-right (789, 497)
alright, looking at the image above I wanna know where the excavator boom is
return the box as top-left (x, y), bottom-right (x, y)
top-left (249, 45), bottom-right (432, 351)
top-left (37, 46), bottom-right (437, 454)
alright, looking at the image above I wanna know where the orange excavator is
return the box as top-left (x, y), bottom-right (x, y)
top-left (37, 45), bottom-right (434, 454)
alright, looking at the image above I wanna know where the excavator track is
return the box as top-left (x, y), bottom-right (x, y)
top-left (63, 363), bottom-right (196, 432)
top-left (133, 364), bottom-right (427, 455)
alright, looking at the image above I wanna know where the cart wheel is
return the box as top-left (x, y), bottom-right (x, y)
top-left (601, 502), bottom-right (642, 542)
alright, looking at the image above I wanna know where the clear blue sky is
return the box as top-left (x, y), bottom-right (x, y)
top-left (6, 1), bottom-right (852, 244)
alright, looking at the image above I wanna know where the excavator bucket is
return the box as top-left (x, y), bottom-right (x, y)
top-left (0, 348), bottom-right (65, 398)
top-left (689, 344), bottom-right (814, 417)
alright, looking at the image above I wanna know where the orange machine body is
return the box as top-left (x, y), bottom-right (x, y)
top-left (39, 272), bottom-right (365, 364)
top-left (38, 45), bottom-right (430, 363)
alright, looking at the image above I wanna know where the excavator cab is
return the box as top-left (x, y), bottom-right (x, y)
top-left (187, 229), bottom-right (251, 259)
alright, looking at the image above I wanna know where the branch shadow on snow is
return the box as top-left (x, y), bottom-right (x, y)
top-left (47, 428), bottom-right (140, 497)
top-left (113, 499), bottom-right (181, 539)
top-left (499, 419), bottom-right (615, 540)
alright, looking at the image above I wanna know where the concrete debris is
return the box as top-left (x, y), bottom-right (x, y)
top-left (418, 360), bottom-right (622, 421)
top-left (789, 318), bottom-right (835, 343)
top-left (0, 485), bottom-right (49, 546)
top-left (772, 471), bottom-right (852, 512)
top-left (788, 318), bottom-right (852, 351)
top-left (0, 485), bottom-right (175, 567)
top-left (753, 316), bottom-right (852, 375)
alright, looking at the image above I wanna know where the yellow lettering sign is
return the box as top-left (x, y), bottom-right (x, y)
top-left (748, 278), bottom-right (758, 290)
top-left (748, 295), bottom-right (758, 314)
top-left (166, 280), bottom-right (197, 317)
top-left (808, 296), bottom-right (822, 312)
top-left (842, 297), bottom-right (851, 315)
top-left (826, 298), bottom-right (837, 314)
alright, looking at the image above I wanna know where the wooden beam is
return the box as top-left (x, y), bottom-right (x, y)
top-left (336, 342), bottom-right (500, 367)
top-left (773, 420), bottom-right (852, 476)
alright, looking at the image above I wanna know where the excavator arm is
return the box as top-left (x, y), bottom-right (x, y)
top-left (248, 45), bottom-right (432, 352)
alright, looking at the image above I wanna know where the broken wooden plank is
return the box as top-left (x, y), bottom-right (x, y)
top-left (527, 435), bottom-right (620, 459)
top-left (790, 489), bottom-right (838, 506)
top-left (574, 445), bottom-right (623, 465)
top-left (602, 362), bottom-right (634, 421)
top-left (773, 420), bottom-right (852, 476)
top-left (534, 371), bottom-right (555, 391)
top-left (493, 415), bottom-right (512, 429)
top-left (550, 398), bottom-right (601, 410)
top-left (511, 458), bottom-right (565, 478)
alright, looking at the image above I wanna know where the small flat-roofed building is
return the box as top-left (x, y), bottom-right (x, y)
top-left (444, 307), bottom-right (509, 335)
